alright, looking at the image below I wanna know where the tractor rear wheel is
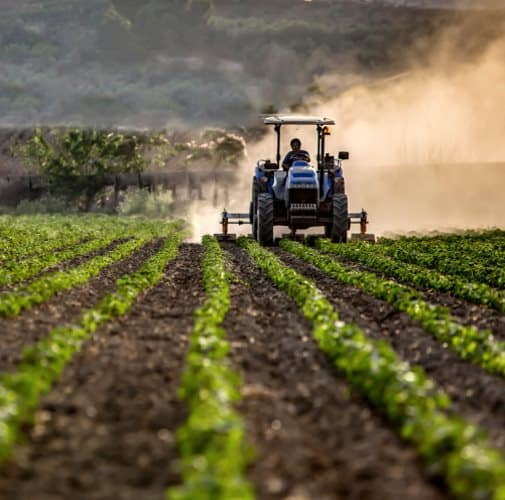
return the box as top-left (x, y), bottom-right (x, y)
top-left (257, 193), bottom-right (274, 246)
top-left (331, 193), bottom-right (348, 243)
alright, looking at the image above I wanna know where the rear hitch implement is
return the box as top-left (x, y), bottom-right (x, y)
top-left (350, 209), bottom-right (375, 243)
top-left (214, 209), bottom-right (251, 241)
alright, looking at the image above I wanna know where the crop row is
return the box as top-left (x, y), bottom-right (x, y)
top-left (316, 239), bottom-right (505, 313)
top-left (168, 236), bottom-right (252, 500)
top-left (376, 238), bottom-right (505, 289)
top-left (379, 229), bottom-right (505, 246)
top-left (378, 235), bottom-right (505, 271)
top-left (0, 216), bottom-right (181, 288)
top-left (0, 214), bottom-right (104, 262)
top-left (0, 220), bottom-right (182, 317)
top-left (0, 215), bottom-right (172, 264)
top-left (0, 233), bottom-right (122, 287)
top-left (0, 229), bottom-right (184, 463)
top-left (239, 237), bottom-right (505, 500)
top-left (281, 240), bottom-right (505, 378)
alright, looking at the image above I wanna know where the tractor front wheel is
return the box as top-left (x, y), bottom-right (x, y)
top-left (331, 193), bottom-right (348, 243)
top-left (257, 193), bottom-right (274, 246)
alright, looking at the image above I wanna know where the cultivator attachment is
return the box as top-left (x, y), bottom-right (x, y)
top-left (349, 209), bottom-right (375, 243)
top-left (214, 209), bottom-right (251, 241)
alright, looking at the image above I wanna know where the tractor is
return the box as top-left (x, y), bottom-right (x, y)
top-left (217, 115), bottom-right (374, 245)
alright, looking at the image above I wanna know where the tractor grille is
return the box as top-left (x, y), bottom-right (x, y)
top-left (288, 188), bottom-right (318, 205)
top-left (290, 203), bottom-right (317, 212)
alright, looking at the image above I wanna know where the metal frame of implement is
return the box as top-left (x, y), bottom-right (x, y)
top-left (215, 208), bottom-right (373, 242)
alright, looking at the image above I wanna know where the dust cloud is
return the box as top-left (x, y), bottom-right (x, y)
top-left (216, 13), bottom-right (505, 238)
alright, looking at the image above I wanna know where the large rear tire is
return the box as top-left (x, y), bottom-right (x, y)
top-left (257, 193), bottom-right (274, 246)
top-left (331, 193), bottom-right (348, 243)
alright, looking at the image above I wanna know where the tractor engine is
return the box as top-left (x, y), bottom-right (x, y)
top-left (285, 165), bottom-right (319, 228)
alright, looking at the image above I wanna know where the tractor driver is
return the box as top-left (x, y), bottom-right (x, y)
top-left (282, 138), bottom-right (311, 171)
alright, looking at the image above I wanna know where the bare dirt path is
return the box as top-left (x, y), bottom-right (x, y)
top-left (275, 249), bottom-right (505, 451)
top-left (0, 244), bottom-right (205, 500)
top-left (223, 244), bottom-right (444, 500)
top-left (0, 238), bottom-right (164, 375)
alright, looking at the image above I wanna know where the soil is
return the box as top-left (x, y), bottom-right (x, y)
top-left (0, 244), bottom-right (205, 500)
top-left (0, 239), bottom-right (502, 500)
top-left (0, 238), bottom-right (164, 375)
top-left (275, 249), bottom-right (505, 451)
top-left (222, 243), bottom-right (445, 500)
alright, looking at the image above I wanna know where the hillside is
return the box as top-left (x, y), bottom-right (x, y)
top-left (0, 0), bottom-right (503, 127)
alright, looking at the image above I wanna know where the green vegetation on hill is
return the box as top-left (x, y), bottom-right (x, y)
top-left (0, 0), bottom-right (503, 126)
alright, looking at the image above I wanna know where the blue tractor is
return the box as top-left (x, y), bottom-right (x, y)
top-left (218, 115), bottom-right (373, 245)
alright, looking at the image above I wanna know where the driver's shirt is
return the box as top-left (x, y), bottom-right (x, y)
top-left (282, 149), bottom-right (310, 168)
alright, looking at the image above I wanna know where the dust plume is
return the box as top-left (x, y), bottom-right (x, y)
top-left (219, 10), bottom-right (505, 238)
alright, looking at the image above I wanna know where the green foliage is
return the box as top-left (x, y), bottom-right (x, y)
top-left (285, 239), bottom-right (505, 378)
top-left (239, 237), bottom-right (505, 500)
top-left (118, 190), bottom-right (174, 218)
top-left (376, 236), bottom-right (505, 290)
top-left (317, 238), bottom-right (505, 314)
top-left (0, 227), bottom-right (183, 463)
top-left (14, 196), bottom-right (74, 214)
top-left (0, 216), bottom-right (180, 317)
top-left (0, 214), bottom-right (122, 262)
top-left (0, 236), bottom-right (104, 287)
top-left (168, 235), bottom-right (253, 500)
top-left (16, 128), bottom-right (147, 203)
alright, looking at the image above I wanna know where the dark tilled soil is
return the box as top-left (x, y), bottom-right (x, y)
top-left (334, 254), bottom-right (505, 339)
top-left (0, 238), bottom-right (164, 375)
top-left (0, 244), bottom-right (205, 500)
top-left (223, 244), bottom-right (445, 500)
top-left (276, 249), bottom-right (505, 451)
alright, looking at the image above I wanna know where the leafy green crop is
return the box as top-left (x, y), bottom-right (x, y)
top-left (283, 239), bottom-right (505, 378)
top-left (316, 239), bottom-right (505, 313)
top-left (168, 236), bottom-right (253, 500)
top-left (0, 233), bottom-right (124, 287)
top-left (0, 230), bottom-right (183, 463)
top-left (0, 219), bottom-right (182, 317)
top-left (0, 214), bottom-right (103, 263)
top-left (239, 237), bottom-right (505, 500)
top-left (376, 235), bottom-right (505, 290)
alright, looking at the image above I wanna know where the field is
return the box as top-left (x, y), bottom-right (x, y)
top-left (0, 214), bottom-right (504, 499)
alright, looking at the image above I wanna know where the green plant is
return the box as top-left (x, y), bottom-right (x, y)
top-left (282, 239), bottom-right (505, 378)
top-left (16, 129), bottom-right (147, 209)
top-left (317, 239), bottom-right (505, 313)
top-left (0, 218), bottom-right (182, 317)
top-left (0, 230), bottom-right (183, 463)
top-left (168, 235), bottom-right (253, 500)
top-left (239, 237), bottom-right (505, 500)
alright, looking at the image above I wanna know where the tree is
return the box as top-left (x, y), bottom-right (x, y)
top-left (17, 128), bottom-right (146, 210)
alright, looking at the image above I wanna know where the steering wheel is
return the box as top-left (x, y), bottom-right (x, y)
top-left (292, 152), bottom-right (310, 162)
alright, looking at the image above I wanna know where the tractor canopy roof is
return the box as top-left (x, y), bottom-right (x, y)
top-left (263, 114), bottom-right (335, 126)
